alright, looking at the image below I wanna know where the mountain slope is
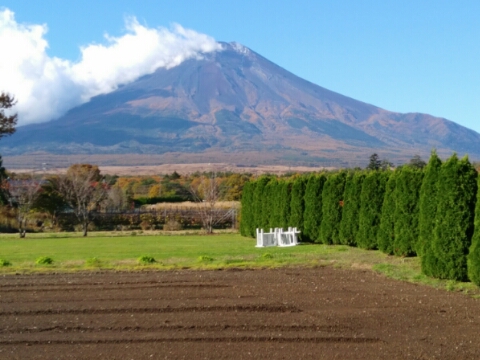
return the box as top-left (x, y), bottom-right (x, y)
top-left (2, 42), bottom-right (480, 165)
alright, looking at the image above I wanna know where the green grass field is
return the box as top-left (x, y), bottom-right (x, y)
top-left (0, 231), bottom-right (478, 294)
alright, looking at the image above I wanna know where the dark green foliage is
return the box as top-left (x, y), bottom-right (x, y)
top-left (0, 259), bottom-right (11, 267)
top-left (240, 181), bottom-right (255, 237)
top-left (36, 256), bottom-right (53, 265)
top-left (339, 172), bottom-right (365, 246)
top-left (319, 172), bottom-right (347, 244)
top-left (393, 166), bottom-right (424, 256)
top-left (289, 177), bottom-right (307, 236)
top-left (138, 255), bottom-right (156, 264)
top-left (467, 174), bottom-right (480, 285)
top-left (409, 155), bottom-right (427, 169)
top-left (377, 170), bottom-right (398, 254)
top-left (367, 153), bottom-right (382, 171)
top-left (252, 176), bottom-right (271, 232)
top-left (303, 174), bottom-right (327, 242)
top-left (417, 151), bottom-right (442, 255)
top-left (261, 178), bottom-right (278, 229)
top-left (418, 151), bottom-right (443, 275)
top-left (277, 180), bottom-right (292, 229)
top-left (356, 171), bottom-right (389, 249)
top-left (0, 155), bottom-right (8, 205)
top-left (0, 92), bottom-right (18, 139)
top-left (426, 154), bottom-right (477, 281)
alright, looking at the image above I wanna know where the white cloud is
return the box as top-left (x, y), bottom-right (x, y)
top-left (0, 9), bottom-right (222, 126)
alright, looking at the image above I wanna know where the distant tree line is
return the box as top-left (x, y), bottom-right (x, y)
top-left (241, 151), bottom-right (480, 284)
top-left (0, 164), bottom-right (248, 236)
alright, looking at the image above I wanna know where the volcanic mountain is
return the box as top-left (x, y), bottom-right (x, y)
top-left (3, 42), bottom-right (480, 166)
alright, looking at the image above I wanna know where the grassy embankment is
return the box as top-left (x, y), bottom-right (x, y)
top-left (0, 231), bottom-right (478, 294)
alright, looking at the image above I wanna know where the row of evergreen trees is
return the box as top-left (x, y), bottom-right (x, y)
top-left (240, 152), bottom-right (480, 284)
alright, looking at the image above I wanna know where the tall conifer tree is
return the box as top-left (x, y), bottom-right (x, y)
top-left (252, 176), bottom-right (271, 232)
top-left (377, 169), bottom-right (398, 254)
top-left (319, 172), bottom-right (347, 244)
top-left (418, 151), bottom-right (443, 275)
top-left (393, 166), bottom-right (424, 256)
top-left (240, 181), bottom-right (255, 237)
top-left (339, 172), bottom-right (365, 246)
top-left (270, 179), bottom-right (283, 228)
top-left (303, 174), bottom-right (327, 242)
top-left (356, 171), bottom-right (389, 249)
top-left (261, 178), bottom-right (277, 229)
top-left (289, 176), bottom-right (307, 236)
top-left (427, 154), bottom-right (477, 280)
top-left (278, 180), bottom-right (292, 229)
top-left (467, 174), bottom-right (480, 285)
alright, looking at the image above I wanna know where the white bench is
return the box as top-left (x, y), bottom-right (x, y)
top-left (256, 227), bottom-right (300, 247)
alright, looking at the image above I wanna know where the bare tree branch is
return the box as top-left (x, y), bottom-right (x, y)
top-left (189, 173), bottom-right (222, 234)
top-left (6, 175), bottom-right (43, 237)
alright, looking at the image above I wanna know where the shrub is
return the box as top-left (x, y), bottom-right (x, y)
top-left (198, 255), bottom-right (214, 262)
top-left (138, 255), bottom-right (156, 264)
top-left (0, 259), bottom-right (11, 267)
top-left (85, 257), bottom-right (102, 267)
top-left (163, 219), bottom-right (183, 231)
top-left (36, 256), bottom-right (53, 265)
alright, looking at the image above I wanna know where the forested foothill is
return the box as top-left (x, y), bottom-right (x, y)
top-left (241, 152), bottom-right (480, 284)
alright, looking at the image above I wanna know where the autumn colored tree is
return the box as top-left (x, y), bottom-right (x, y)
top-left (57, 164), bottom-right (108, 236)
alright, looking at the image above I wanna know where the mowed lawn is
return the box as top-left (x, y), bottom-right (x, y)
top-left (0, 231), bottom-right (478, 294)
top-left (0, 232), bottom-right (380, 270)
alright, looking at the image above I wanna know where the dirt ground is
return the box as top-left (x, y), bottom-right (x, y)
top-left (1, 267), bottom-right (480, 360)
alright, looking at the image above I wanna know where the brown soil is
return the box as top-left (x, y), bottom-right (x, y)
top-left (1, 267), bottom-right (479, 359)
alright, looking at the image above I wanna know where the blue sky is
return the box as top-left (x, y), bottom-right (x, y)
top-left (2, 0), bottom-right (480, 133)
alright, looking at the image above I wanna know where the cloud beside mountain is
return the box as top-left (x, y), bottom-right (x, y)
top-left (0, 8), bottom-right (221, 126)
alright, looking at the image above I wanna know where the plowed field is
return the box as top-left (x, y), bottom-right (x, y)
top-left (1, 267), bottom-right (480, 359)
